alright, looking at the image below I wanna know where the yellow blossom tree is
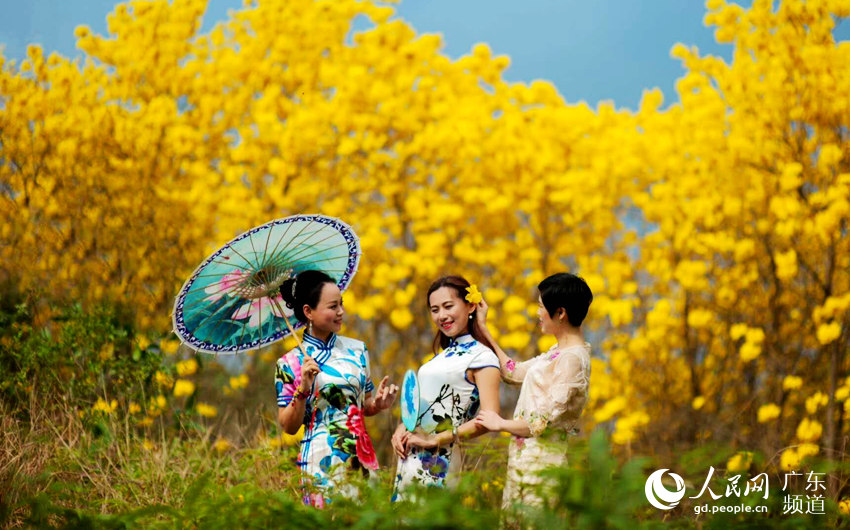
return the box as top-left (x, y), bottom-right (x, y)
top-left (1, 0), bottom-right (849, 474)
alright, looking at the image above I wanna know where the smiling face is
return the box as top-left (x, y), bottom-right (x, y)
top-left (429, 286), bottom-right (474, 338)
top-left (304, 282), bottom-right (344, 336)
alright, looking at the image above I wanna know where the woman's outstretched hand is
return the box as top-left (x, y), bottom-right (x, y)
top-left (474, 409), bottom-right (505, 433)
top-left (372, 376), bottom-right (398, 412)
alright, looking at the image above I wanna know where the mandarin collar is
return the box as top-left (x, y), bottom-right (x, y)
top-left (304, 331), bottom-right (336, 352)
top-left (447, 333), bottom-right (473, 348)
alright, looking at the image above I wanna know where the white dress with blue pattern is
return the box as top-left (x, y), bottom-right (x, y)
top-left (275, 332), bottom-right (375, 497)
top-left (393, 334), bottom-right (499, 500)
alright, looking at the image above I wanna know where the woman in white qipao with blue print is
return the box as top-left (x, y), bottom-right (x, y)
top-left (390, 275), bottom-right (501, 501)
top-left (474, 272), bottom-right (593, 509)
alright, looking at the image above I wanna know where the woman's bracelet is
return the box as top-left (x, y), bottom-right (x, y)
top-left (293, 387), bottom-right (310, 401)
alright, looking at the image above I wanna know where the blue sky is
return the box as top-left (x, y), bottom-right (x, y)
top-left (2, 0), bottom-right (849, 110)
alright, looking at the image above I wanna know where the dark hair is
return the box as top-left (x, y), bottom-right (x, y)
top-left (426, 275), bottom-right (489, 353)
top-left (538, 272), bottom-right (593, 327)
top-left (280, 270), bottom-right (336, 323)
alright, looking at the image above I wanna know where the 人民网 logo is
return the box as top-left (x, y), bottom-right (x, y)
top-left (645, 469), bottom-right (686, 510)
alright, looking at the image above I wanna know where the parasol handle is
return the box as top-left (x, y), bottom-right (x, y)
top-left (270, 292), bottom-right (316, 404)
top-left (279, 307), bottom-right (311, 360)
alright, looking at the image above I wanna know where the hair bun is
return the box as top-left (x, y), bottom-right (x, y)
top-left (280, 278), bottom-right (297, 309)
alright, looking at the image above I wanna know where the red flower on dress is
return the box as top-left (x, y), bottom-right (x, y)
top-left (346, 405), bottom-right (379, 470)
top-left (506, 359), bottom-right (516, 372)
top-left (309, 493), bottom-right (325, 509)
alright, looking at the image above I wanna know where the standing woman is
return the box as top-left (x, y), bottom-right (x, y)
top-left (275, 270), bottom-right (397, 507)
top-left (474, 272), bottom-right (593, 508)
top-left (391, 275), bottom-right (501, 501)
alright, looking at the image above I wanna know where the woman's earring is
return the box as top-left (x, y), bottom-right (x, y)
top-left (308, 321), bottom-right (313, 335)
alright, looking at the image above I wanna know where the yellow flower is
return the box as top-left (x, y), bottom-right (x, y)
top-left (128, 402), bottom-right (142, 414)
top-left (465, 284), bottom-right (482, 304)
top-left (73, 25), bottom-right (90, 39)
top-left (757, 403), bottom-right (780, 423)
top-left (538, 335), bottom-right (557, 351)
top-left (214, 439), bottom-right (232, 453)
top-left (484, 288), bottom-right (506, 304)
top-left (176, 358), bottom-right (199, 377)
top-left (229, 373), bottom-right (250, 390)
top-left (816, 322), bottom-right (842, 345)
top-left (692, 396), bottom-right (706, 410)
top-left (726, 451), bottom-right (752, 472)
top-left (739, 341), bottom-right (762, 362)
top-left (797, 443), bottom-right (819, 459)
top-left (687, 309), bottom-right (713, 328)
top-left (611, 410), bottom-right (649, 444)
top-left (805, 392), bottom-right (828, 415)
top-left (141, 439), bottom-right (155, 451)
top-left (196, 402), bottom-right (218, 418)
top-left (745, 328), bottom-right (765, 344)
top-left (155, 371), bottom-right (174, 388)
top-left (99, 343), bottom-right (114, 361)
top-left (173, 379), bottom-right (196, 397)
top-left (783, 375), bottom-right (803, 391)
top-left (160, 339), bottom-right (180, 356)
top-left (838, 498), bottom-right (850, 515)
top-left (730, 323), bottom-right (749, 340)
top-left (797, 418), bottom-right (823, 442)
top-left (148, 395), bottom-right (167, 416)
top-left (780, 448), bottom-right (801, 471)
top-left (92, 398), bottom-right (118, 414)
top-left (137, 416), bottom-right (154, 427)
top-left (774, 249), bottom-right (797, 280)
top-left (389, 308), bottom-right (413, 329)
top-left (594, 396), bottom-right (627, 422)
top-left (135, 335), bottom-right (151, 351)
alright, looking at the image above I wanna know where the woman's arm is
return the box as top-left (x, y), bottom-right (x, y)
top-left (475, 300), bottom-right (531, 383)
top-left (477, 320), bottom-right (515, 378)
top-left (278, 387), bottom-right (309, 434)
top-left (406, 366), bottom-right (501, 449)
top-left (276, 356), bottom-right (320, 434)
top-left (479, 351), bottom-right (590, 439)
top-left (474, 409), bottom-right (532, 437)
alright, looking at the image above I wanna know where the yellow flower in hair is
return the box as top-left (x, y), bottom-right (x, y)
top-left (465, 284), bottom-right (482, 304)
